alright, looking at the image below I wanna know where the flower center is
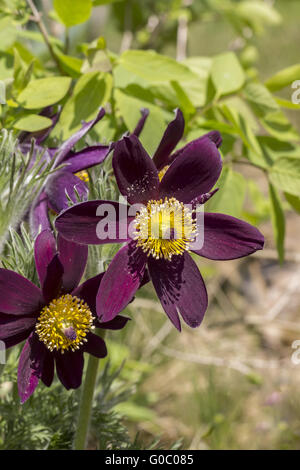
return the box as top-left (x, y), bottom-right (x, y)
top-left (133, 197), bottom-right (197, 261)
top-left (75, 170), bottom-right (89, 183)
top-left (35, 294), bottom-right (94, 353)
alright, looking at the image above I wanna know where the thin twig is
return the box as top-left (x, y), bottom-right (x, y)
top-left (26, 0), bottom-right (63, 73)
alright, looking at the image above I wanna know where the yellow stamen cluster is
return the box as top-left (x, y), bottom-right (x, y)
top-left (133, 197), bottom-right (197, 261)
top-left (35, 294), bottom-right (94, 353)
top-left (75, 170), bottom-right (89, 183)
top-left (158, 165), bottom-right (169, 181)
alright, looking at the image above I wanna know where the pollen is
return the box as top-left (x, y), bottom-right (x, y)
top-left (35, 294), bottom-right (94, 353)
top-left (133, 197), bottom-right (197, 261)
top-left (75, 170), bottom-right (89, 183)
top-left (158, 165), bottom-right (169, 181)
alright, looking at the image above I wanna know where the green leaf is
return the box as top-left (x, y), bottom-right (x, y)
top-left (244, 83), bottom-right (279, 117)
top-left (13, 115), bottom-right (52, 132)
top-left (0, 17), bottom-right (17, 51)
top-left (265, 64), bottom-right (300, 92)
top-left (261, 111), bottom-right (300, 142)
top-left (17, 77), bottom-right (71, 109)
top-left (268, 182), bottom-right (285, 264)
top-left (55, 51), bottom-right (83, 78)
top-left (170, 81), bottom-right (196, 116)
top-left (53, 0), bottom-right (93, 27)
top-left (182, 57), bottom-right (212, 107)
top-left (205, 167), bottom-right (247, 218)
top-left (275, 97), bottom-right (300, 110)
top-left (236, 1), bottom-right (281, 26)
top-left (119, 50), bottom-right (197, 82)
top-left (115, 88), bottom-right (167, 155)
top-left (269, 157), bottom-right (300, 197)
top-left (211, 52), bottom-right (245, 96)
top-left (284, 192), bottom-right (300, 214)
top-left (55, 72), bottom-right (112, 139)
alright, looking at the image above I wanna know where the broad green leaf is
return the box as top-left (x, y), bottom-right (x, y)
top-left (13, 115), bottom-right (52, 132)
top-left (182, 57), bottom-right (212, 106)
top-left (284, 193), bottom-right (300, 214)
top-left (17, 77), bottom-right (71, 109)
top-left (222, 96), bottom-right (258, 131)
top-left (53, 0), bottom-right (93, 27)
top-left (0, 17), bottom-right (17, 51)
top-left (265, 64), bottom-right (300, 92)
top-left (261, 111), bottom-right (300, 142)
top-left (236, 1), bottom-right (281, 27)
top-left (269, 182), bottom-right (285, 264)
top-left (275, 97), bottom-right (300, 110)
top-left (171, 81), bottom-right (196, 116)
top-left (269, 157), bottom-right (300, 197)
top-left (55, 51), bottom-right (83, 78)
top-left (119, 50), bottom-right (197, 82)
top-left (244, 83), bottom-right (279, 117)
top-left (55, 72), bottom-right (112, 139)
top-left (115, 89), bottom-right (167, 155)
top-left (205, 167), bottom-right (247, 218)
top-left (211, 52), bottom-right (245, 96)
top-left (257, 137), bottom-right (300, 164)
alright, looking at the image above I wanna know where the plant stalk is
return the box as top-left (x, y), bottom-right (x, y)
top-left (73, 330), bottom-right (106, 450)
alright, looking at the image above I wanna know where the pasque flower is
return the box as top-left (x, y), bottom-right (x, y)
top-left (19, 108), bottom-right (112, 236)
top-left (55, 110), bottom-right (264, 331)
top-left (0, 230), bottom-right (129, 403)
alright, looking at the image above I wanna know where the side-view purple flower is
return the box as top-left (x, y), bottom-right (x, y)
top-left (19, 108), bottom-right (112, 236)
top-left (0, 230), bottom-right (129, 403)
top-left (55, 110), bottom-right (264, 331)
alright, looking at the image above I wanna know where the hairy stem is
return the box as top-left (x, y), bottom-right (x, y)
top-left (26, 0), bottom-right (63, 73)
top-left (73, 330), bottom-right (106, 450)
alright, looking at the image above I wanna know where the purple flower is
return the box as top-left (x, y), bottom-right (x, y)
top-left (55, 110), bottom-right (264, 331)
top-left (0, 230), bottom-right (129, 403)
top-left (20, 108), bottom-right (112, 236)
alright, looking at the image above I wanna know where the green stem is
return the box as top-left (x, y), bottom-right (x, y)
top-left (73, 330), bottom-right (105, 450)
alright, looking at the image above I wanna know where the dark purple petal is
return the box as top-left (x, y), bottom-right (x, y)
top-left (42, 254), bottom-right (64, 304)
top-left (96, 315), bottom-right (130, 330)
top-left (55, 350), bottom-right (84, 389)
top-left (82, 332), bottom-right (107, 358)
top-left (34, 230), bottom-right (57, 289)
top-left (45, 170), bottom-right (88, 214)
top-left (18, 333), bottom-right (49, 403)
top-left (0, 269), bottom-right (43, 315)
top-left (29, 191), bottom-right (51, 238)
top-left (55, 108), bottom-right (105, 166)
top-left (192, 213), bottom-right (264, 260)
top-left (55, 200), bottom-right (132, 245)
top-left (97, 242), bottom-right (147, 322)
top-left (63, 145), bottom-right (111, 173)
top-left (159, 134), bottom-right (222, 203)
top-left (41, 353), bottom-right (55, 387)
top-left (73, 272), bottom-right (105, 315)
top-left (133, 108), bottom-right (149, 137)
top-left (153, 109), bottom-right (185, 170)
top-left (57, 235), bottom-right (88, 293)
top-left (169, 130), bottom-right (223, 166)
top-left (148, 252), bottom-right (208, 330)
top-left (19, 143), bottom-right (52, 172)
top-left (113, 135), bottom-right (159, 205)
top-left (191, 188), bottom-right (219, 209)
top-left (0, 314), bottom-right (36, 345)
